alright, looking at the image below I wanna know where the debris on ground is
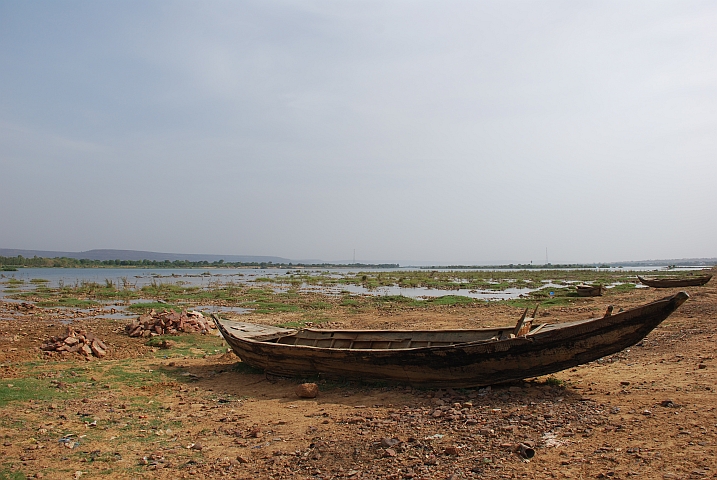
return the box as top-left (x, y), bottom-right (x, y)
top-left (125, 310), bottom-right (215, 337)
top-left (40, 326), bottom-right (107, 358)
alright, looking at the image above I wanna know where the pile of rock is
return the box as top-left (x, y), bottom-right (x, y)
top-left (125, 310), bottom-right (215, 337)
top-left (41, 326), bottom-right (107, 358)
top-left (13, 302), bottom-right (36, 312)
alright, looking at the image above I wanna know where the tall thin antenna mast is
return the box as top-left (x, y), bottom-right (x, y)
top-left (353, 249), bottom-right (356, 264)
top-left (545, 247), bottom-right (548, 265)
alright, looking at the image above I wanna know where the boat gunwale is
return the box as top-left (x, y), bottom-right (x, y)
top-left (216, 292), bottom-right (688, 353)
top-left (637, 274), bottom-right (712, 287)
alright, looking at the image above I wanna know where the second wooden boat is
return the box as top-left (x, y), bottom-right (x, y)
top-left (216, 292), bottom-right (688, 388)
top-left (637, 274), bottom-right (712, 288)
top-left (576, 284), bottom-right (603, 297)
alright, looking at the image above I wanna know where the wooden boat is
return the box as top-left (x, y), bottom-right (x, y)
top-left (637, 274), bottom-right (712, 288)
top-left (576, 284), bottom-right (603, 297)
top-left (215, 292), bottom-right (688, 388)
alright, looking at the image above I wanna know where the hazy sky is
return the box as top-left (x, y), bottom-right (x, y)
top-left (1, 1), bottom-right (716, 265)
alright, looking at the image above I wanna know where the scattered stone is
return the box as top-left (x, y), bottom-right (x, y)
top-left (444, 446), bottom-right (460, 456)
top-left (40, 327), bottom-right (107, 358)
top-left (381, 437), bottom-right (401, 448)
top-left (295, 383), bottom-right (319, 398)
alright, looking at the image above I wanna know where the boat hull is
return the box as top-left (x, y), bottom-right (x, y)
top-left (637, 275), bottom-right (712, 288)
top-left (576, 285), bottom-right (603, 297)
top-left (217, 292), bottom-right (688, 388)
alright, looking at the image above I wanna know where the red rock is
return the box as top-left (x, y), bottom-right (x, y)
top-left (90, 340), bottom-right (106, 358)
top-left (444, 446), bottom-right (460, 456)
top-left (295, 383), bottom-right (319, 398)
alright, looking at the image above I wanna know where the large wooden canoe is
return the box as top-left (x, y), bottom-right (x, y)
top-left (216, 292), bottom-right (689, 388)
top-left (637, 274), bottom-right (712, 288)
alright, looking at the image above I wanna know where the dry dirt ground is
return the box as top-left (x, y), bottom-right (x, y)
top-left (1, 282), bottom-right (716, 479)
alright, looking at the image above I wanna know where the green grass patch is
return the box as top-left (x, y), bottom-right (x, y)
top-left (0, 378), bottom-right (72, 406)
top-left (543, 376), bottom-right (565, 387)
top-left (0, 469), bottom-right (25, 480)
top-left (372, 295), bottom-right (423, 307)
top-left (340, 297), bottom-right (359, 307)
top-left (608, 283), bottom-right (636, 293)
top-left (103, 364), bottom-right (159, 387)
top-left (36, 297), bottom-right (98, 308)
top-left (247, 301), bottom-right (300, 314)
top-left (276, 315), bottom-right (330, 329)
top-left (29, 278), bottom-right (49, 284)
top-left (6, 278), bottom-right (24, 285)
top-left (426, 295), bottom-right (480, 306)
top-left (146, 334), bottom-right (227, 358)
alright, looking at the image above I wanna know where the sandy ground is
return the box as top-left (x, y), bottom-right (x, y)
top-left (0, 281), bottom-right (716, 479)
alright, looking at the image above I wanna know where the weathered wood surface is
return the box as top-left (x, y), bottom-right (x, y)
top-left (637, 274), bottom-right (712, 288)
top-left (216, 292), bottom-right (689, 388)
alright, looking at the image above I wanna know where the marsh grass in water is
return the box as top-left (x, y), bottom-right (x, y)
top-left (2, 269), bottom-right (651, 322)
top-left (425, 295), bottom-right (481, 306)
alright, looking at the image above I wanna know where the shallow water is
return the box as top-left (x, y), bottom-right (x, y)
top-left (0, 265), bottom-right (691, 303)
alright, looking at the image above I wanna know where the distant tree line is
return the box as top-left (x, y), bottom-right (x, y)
top-left (0, 255), bottom-right (399, 269)
top-left (421, 263), bottom-right (605, 269)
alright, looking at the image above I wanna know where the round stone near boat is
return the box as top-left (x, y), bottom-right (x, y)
top-left (295, 383), bottom-right (319, 398)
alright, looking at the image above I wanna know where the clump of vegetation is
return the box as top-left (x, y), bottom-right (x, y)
top-left (36, 298), bottom-right (98, 308)
top-left (543, 376), bottom-right (565, 387)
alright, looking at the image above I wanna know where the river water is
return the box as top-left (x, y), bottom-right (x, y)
top-left (0, 265), bottom-right (683, 302)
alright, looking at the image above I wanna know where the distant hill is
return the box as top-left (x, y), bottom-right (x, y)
top-left (0, 248), bottom-right (297, 264)
top-left (1, 248), bottom-right (715, 268)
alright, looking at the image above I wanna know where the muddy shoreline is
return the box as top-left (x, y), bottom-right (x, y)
top-left (0, 272), bottom-right (715, 479)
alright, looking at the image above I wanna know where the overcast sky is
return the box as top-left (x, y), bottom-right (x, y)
top-left (1, 1), bottom-right (715, 265)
